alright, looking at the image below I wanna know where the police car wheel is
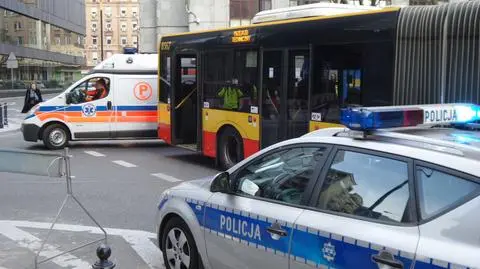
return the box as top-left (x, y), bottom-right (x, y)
top-left (218, 127), bottom-right (244, 170)
top-left (43, 124), bottom-right (69, 150)
top-left (162, 217), bottom-right (201, 269)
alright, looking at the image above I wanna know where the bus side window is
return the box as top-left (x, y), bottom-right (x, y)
top-left (234, 50), bottom-right (259, 113)
top-left (203, 51), bottom-right (233, 110)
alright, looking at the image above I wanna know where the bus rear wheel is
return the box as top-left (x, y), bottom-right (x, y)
top-left (218, 127), bottom-right (244, 170)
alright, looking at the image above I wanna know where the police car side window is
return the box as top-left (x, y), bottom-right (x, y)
top-left (234, 146), bottom-right (327, 205)
top-left (417, 166), bottom-right (480, 220)
top-left (317, 150), bottom-right (410, 223)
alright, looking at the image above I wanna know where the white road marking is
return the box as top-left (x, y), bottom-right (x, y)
top-left (0, 223), bottom-right (91, 268)
top-left (0, 220), bottom-right (163, 269)
top-left (151, 173), bottom-right (183, 183)
top-left (112, 160), bottom-right (137, 168)
top-left (84, 151), bottom-right (105, 157)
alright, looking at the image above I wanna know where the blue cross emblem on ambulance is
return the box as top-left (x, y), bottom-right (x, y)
top-left (322, 241), bottom-right (336, 262)
top-left (82, 103), bottom-right (96, 117)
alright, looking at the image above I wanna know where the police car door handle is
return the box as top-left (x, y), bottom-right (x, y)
top-left (107, 101), bottom-right (112, 110)
top-left (371, 251), bottom-right (403, 269)
top-left (267, 224), bottom-right (288, 237)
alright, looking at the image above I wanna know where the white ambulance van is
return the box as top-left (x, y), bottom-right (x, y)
top-left (21, 54), bottom-right (158, 149)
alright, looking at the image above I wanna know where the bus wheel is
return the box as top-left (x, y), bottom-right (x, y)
top-left (43, 124), bottom-right (69, 150)
top-left (218, 127), bottom-right (244, 170)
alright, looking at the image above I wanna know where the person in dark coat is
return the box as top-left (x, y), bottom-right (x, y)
top-left (21, 82), bottom-right (43, 113)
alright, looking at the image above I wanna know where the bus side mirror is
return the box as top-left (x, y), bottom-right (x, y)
top-left (210, 172), bottom-right (232, 194)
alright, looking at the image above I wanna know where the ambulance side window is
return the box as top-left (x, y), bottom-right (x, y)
top-left (68, 82), bottom-right (88, 104)
top-left (68, 77), bottom-right (110, 104)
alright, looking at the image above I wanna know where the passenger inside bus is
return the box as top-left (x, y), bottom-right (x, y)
top-left (218, 78), bottom-right (244, 110)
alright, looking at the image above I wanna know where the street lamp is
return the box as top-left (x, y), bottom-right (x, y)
top-left (100, 0), bottom-right (104, 61)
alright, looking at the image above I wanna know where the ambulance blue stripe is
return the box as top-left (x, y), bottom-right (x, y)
top-left (184, 199), bottom-right (464, 269)
top-left (38, 105), bottom-right (156, 112)
top-left (116, 105), bottom-right (157, 111)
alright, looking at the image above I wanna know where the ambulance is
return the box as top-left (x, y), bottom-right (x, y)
top-left (21, 53), bottom-right (158, 149)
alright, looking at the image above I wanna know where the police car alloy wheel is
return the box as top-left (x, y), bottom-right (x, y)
top-left (43, 124), bottom-right (69, 150)
top-left (162, 217), bottom-right (201, 269)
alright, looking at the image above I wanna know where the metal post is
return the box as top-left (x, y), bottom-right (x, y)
top-left (92, 245), bottom-right (116, 269)
top-left (100, 9), bottom-right (104, 61)
top-left (0, 103), bottom-right (3, 129)
top-left (10, 68), bottom-right (13, 89)
top-left (4, 103), bottom-right (8, 126)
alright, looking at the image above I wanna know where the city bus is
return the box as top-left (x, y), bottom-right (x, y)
top-left (157, 2), bottom-right (480, 169)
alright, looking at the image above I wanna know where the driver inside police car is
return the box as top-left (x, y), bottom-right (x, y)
top-left (85, 78), bottom-right (108, 102)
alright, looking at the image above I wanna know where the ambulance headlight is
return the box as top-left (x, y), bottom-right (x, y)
top-left (25, 104), bottom-right (40, 120)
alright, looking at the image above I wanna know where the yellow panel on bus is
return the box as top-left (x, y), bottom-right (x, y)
top-left (309, 121), bottom-right (344, 132)
top-left (202, 109), bottom-right (260, 158)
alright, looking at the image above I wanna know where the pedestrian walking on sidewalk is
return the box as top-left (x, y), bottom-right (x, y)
top-left (21, 82), bottom-right (43, 113)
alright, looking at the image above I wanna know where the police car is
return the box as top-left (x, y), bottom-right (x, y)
top-left (155, 104), bottom-right (480, 269)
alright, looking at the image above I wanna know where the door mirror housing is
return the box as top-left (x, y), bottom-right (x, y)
top-left (210, 172), bottom-right (232, 193)
top-left (65, 92), bottom-right (72, 104)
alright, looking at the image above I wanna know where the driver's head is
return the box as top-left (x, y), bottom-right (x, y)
top-left (95, 79), bottom-right (106, 90)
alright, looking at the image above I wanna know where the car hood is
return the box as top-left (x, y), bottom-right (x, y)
top-left (171, 176), bottom-right (214, 191)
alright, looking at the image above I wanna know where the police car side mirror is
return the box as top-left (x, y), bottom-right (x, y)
top-left (210, 172), bottom-right (232, 194)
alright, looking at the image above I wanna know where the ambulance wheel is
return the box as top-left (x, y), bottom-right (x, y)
top-left (218, 127), bottom-right (244, 170)
top-left (43, 124), bottom-right (69, 150)
top-left (162, 217), bottom-right (201, 269)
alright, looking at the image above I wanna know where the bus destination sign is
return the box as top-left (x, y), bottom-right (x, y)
top-left (232, 29), bottom-right (252, 43)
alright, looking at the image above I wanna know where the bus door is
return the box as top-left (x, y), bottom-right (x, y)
top-left (172, 54), bottom-right (199, 150)
top-left (261, 50), bottom-right (285, 148)
top-left (286, 50), bottom-right (310, 139)
top-left (261, 49), bottom-right (311, 148)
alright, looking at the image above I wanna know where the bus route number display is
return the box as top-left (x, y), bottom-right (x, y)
top-left (232, 30), bottom-right (251, 43)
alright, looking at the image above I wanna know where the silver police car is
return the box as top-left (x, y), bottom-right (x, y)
top-left (155, 105), bottom-right (480, 269)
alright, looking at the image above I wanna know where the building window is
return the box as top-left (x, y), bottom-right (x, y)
top-left (91, 7), bottom-right (97, 18)
top-left (132, 36), bottom-right (138, 46)
top-left (230, 0), bottom-right (258, 26)
top-left (106, 36), bottom-right (112, 45)
top-left (120, 7), bottom-right (127, 17)
top-left (132, 7), bottom-right (138, 17)
top-left (14, 21), bottom-right (22, 30)
top-left (121, 36), bottom-right (127, 46)
top-left (92, 37), bottom-right (97, 45)
top-left (121, 22), bottom-right (127, 32)
top-left (105, 6), bottom-right (112, 17)
top-left (106, 23), bottom-right (112, 31)
top-left (132, 21), bottom-right (138, 31)
top-left (260, 0), bottom-right (272, 10)
top-left (92, 51), bottom-right (98, 61)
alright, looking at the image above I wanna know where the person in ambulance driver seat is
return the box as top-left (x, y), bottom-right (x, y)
top-left (84, 78), bottom-right (109, 102)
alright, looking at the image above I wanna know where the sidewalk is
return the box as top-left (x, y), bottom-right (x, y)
top-left (0, 122), bottom-right (20, 134)
top-left (0, 88), bottom-right (63, 98)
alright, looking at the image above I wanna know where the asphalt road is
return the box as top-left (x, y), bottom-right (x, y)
top-left (0, 95), bottom-right (219, 269)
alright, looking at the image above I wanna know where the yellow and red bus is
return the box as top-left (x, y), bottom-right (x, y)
top-left (158, 2), bottom-right (480, 169)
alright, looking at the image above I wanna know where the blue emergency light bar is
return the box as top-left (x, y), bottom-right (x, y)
top-left (340, 104), bottom-right (480, 131)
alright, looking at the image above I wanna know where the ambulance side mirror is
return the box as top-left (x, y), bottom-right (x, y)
top-left (210, 172), bottom-right (233, 194)
top-left (65, 92), bottom-right (72, 105)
